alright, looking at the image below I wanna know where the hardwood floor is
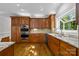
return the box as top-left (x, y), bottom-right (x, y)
top-left (14, 43), bottom-right (52, 56)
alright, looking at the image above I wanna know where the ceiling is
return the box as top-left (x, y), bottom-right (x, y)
top-left (0, 3), bottom-right (75, 18)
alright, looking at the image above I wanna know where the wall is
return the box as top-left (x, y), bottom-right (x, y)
top-left (0, 16), bottom-right (11, 41)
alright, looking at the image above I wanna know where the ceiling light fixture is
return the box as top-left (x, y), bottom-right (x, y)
top-left (40, 8), bottom-right (44, 11)
top-left (21, 8), bottom-right (25, 11)
top-left (16, 4), bottom-right (20, 7)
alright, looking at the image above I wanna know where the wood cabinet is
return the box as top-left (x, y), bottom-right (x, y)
top-left (49, 14), bottom-right (55, 31)
top-left (11, 16), bottom-right (30, 26)
top-left (47, 35), bottom-right (60, 56)
top-left (11, 26), bottom-right (20, 43)
top-left (11, 16), bottom-right (30, 43)
top-left (29, 33), bottom-right (46, 43)
top-left (30, 19), bottom-right (38, 28)
top-left (11, 16), bottom-right (21, 26)
top-left (60, 41), bottom-right (77, 56)
top-left (30, 18), bottom-right (50, 29)
top-left (0, 45), bottom-right (14, 56)
top-left (47, 34), bottom-right (77, 56)
top-left (21, 17), bottom-right (30, 25)
top-left (77, 48), bottom-right (79, 56)
top-left (1, 37), bottom-right (10, 42)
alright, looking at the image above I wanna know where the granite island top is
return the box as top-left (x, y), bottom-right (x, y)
top-left (0, 42), bottom-right (15, 52)
top-left (47, 33), bottom-right (79, 48)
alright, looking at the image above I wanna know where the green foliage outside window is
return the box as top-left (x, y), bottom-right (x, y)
top-left (65, 21), bottom-right (77, 30)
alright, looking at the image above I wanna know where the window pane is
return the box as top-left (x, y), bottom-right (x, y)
top-left (60, 21), bottom-right (63, 29)
top-left (65, 21), bottom-right (77, 30)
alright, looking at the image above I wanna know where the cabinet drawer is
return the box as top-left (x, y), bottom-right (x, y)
top-left (60, 41), bottom-right (76, 56)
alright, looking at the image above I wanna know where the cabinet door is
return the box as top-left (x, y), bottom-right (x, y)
top-left (77, 48), bottom-right (79, 56)
top-left (11, 26), bottom-right (20, 43)
top-left (60, 41), bottom-right (76, 56)
top-left (38, 18), bottom-right (49, 29)
top-left (11, 26), bottom-right (17, 42)
top-left (11, 17), bottom-right (21, 26)
top-left (45, 19), bottom-right (50, 28)
top-left (16, 26), bottom-right (21, 43)
top-left (21, 17), bottom-right (29, 25)
top-left (47, 35), bottom-right (60, 56)
top-left (29, 33), bottom-right (45, 43)
top-left (37, 20), bottom-right (42, 28)
top-left (11, 18), bottom-right (17, 26)
top-left (30, 19), bottom-right (39, 28)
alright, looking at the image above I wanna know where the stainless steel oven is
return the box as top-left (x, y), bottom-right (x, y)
top-left (20, 25), bottom-right (29, 40)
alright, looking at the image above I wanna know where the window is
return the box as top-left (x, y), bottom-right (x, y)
top-left (60, 21), bottom-right (63, 29)
top-left (60, 8), bottom-right (77, 30)
top-left (65, 21), bottom-right (77, 30)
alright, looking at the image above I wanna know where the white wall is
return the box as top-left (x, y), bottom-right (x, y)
top-left (0, 16), bottom-right (11, 41)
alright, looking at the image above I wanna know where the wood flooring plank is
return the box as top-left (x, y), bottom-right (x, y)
top-left (14, 43), bottom-right (52, 56)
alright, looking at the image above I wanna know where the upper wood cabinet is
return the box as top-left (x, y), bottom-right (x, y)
top-left (30, 19), bottom-right (39, 28)
top-left (11, 16), bottom-right (30, 26)
top-left (48, 14), bottom-right (55, 31)
top-left (30, 18), bottom-right (50, 29)
top-left (11, 17), bottom-right (21, 26)
top-left (21, 17), bottom-right (30, 25)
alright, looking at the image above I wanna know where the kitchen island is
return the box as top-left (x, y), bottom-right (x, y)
top-left (0, 42), bottom-right (15, 56)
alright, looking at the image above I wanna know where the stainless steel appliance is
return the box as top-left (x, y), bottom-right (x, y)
top-left (20, 25), bottom-right (29, 39)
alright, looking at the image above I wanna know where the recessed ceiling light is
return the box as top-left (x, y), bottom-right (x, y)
top-left (16, 4), bottom-right (20, 7)
top-left (40, 8), bottom-right (44, 11)
top-left (21, 8), bottom-right (25, 11)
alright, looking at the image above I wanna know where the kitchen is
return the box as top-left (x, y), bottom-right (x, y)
top-left (0, 3), bottom-right (79, 56)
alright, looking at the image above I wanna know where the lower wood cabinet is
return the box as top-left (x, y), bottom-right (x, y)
top-left (1, 37), bottom-right (10, 42)
top-left (47, 34), bottom-right (78, 56)
top-left (77, 48), bottom-right (79, 56)
top-left (47, 35), bottom-right (60, 56)
top-left (29, 33), bottom-right (46, 43)
top-left (60, 41), bottom-right (77, 56)
top-left (0, 45), bottom-right (14, 56)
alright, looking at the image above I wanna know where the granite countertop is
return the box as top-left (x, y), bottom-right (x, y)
top-left (0, 42), bottom-right (15, 52)
top-left (47, 33), bottom-right (79, 48)
top-left (30, 29), bottom-right (79, 48)
top-left (30, 29), bottom-right (51, 33)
